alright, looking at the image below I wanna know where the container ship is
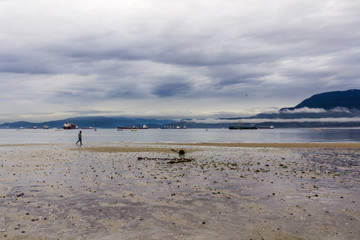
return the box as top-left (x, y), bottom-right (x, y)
top-left (63, 122), bottom-right (77, 129)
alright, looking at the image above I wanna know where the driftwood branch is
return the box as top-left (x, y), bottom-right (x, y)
top-left (137, 157), bottom-right (194, 164)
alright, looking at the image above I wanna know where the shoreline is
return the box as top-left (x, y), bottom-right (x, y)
top-left (156, 142), bottom-right (360, 148)
top-left (1, 142), bottom-right (360, 149)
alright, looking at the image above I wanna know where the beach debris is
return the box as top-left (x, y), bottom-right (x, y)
top-left (137, 157), bottom-right (194, 164)
top-left (16, 193), bottom-right (24, 198)
top-left (168, 158), bottom-right (193, 164)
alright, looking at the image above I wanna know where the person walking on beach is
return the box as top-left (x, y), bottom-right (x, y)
top-left (76, 131), bottom-right (82, 146)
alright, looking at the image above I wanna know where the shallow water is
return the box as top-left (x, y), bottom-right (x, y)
top-left (1, 128), bottom-right (360, 144)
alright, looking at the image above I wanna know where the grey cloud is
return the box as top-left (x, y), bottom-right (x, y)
top-left (151, 82), bottom-right (193, 98)
top-left (64, 110), bottom-right (124, 115)
top-left (1, 0), bottom-right (360, 122)
top-left (0, 53), bottom-right (55, 74)
top-left (105, 87), bottom-right (146, 99)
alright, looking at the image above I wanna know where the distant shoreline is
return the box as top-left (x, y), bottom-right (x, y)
top-left (172, 142), bottom-right (360, 148)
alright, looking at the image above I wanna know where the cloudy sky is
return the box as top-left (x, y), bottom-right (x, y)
top-left (1, 0), bottom-right (359, 123)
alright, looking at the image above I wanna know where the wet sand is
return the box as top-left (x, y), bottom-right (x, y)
top-left (0, 143), bottom-right (359, 239)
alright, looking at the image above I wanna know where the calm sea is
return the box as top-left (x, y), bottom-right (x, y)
top-left (1, 128), bottom-right (360, 144)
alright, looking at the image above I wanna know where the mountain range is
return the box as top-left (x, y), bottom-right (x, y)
top-left (1, 89), bottom-right (360, 129)
top-left (0, 117), bottom-right (176, 129)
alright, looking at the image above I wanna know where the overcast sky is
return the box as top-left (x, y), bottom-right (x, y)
top-left (1, 0), bottom-right (359, 123)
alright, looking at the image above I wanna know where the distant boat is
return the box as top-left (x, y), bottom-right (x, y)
top-left (117, 125), bottom-right (148, 130)
top-left (229, 120), bottom-right (258, 130)
top-left (257, 126), bottom-right (274, 129)
top-left (161, 125), bottom-right (187, 129)
top-left (43, 125), bottom-right (49, 129)
top-left (229, 126), bottom-right (257, 130)
top-left (63, 122), bottom-right (76, 129)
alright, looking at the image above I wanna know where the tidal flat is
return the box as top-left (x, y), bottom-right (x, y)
top-left (0, 143), bottom-right (359, 240)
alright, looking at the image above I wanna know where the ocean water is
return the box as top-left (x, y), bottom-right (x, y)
top-left (1, 128), bottom-right (360, 144)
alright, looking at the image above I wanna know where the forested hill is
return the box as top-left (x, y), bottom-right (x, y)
top-left (281, 89), bottom-right (360, 111)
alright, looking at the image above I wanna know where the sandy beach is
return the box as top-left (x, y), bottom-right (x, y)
top-left (0, 143), bottom-right (359, 240)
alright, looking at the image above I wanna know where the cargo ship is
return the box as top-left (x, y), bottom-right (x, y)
top-left (229, 125), bottom-right (274, 130)
top-left (63, 122), bottom-right (77, 129)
